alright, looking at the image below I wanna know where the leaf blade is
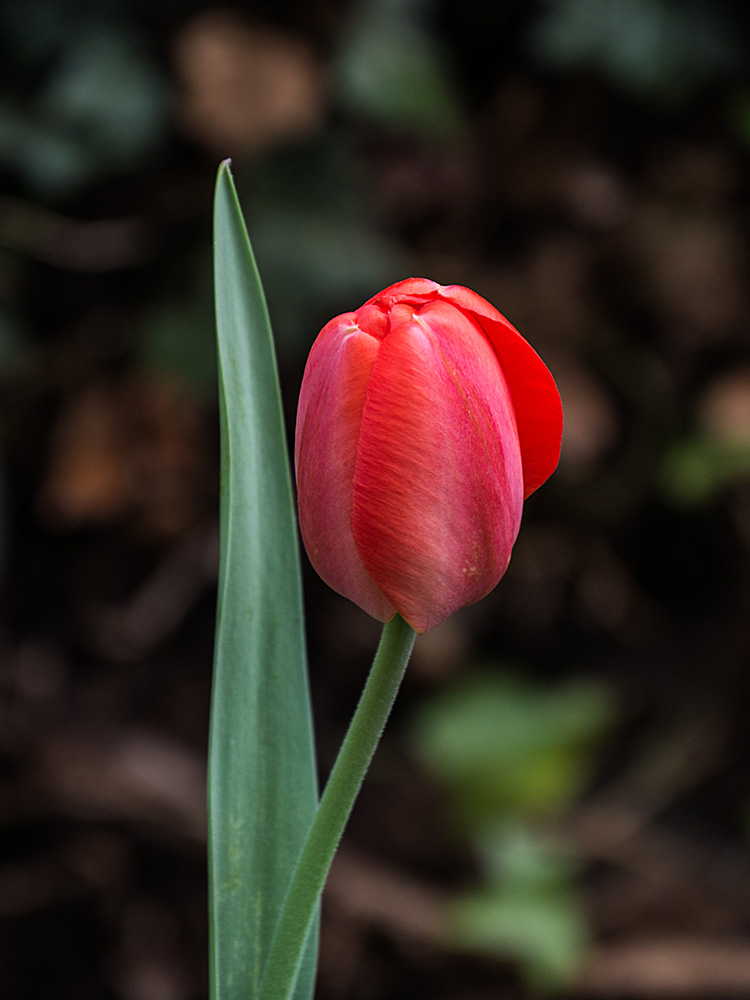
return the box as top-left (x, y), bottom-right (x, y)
top-left (209, 160), bottom-right (318, 1000)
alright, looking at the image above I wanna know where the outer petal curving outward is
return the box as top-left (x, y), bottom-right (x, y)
top-left (365, 279), bottom-right (563, 499)
top-left (436, 284), bottom-right (563, 498)
top-left (350, 300), bottom-right (524, 633)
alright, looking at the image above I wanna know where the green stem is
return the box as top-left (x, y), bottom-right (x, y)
top-left (258, 614), bottom-right (417, 1000)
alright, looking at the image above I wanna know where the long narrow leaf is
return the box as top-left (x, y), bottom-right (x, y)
top-left (210, 161), bottom-right (318, 1000)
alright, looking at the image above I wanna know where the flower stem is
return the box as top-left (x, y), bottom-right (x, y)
top-left (258, 614), bottom-right (417, 1000)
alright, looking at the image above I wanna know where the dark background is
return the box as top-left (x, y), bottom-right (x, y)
top-left (2, 1), bottom-right (750, 997)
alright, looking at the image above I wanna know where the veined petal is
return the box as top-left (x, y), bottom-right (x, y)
top-left (351, 303), bottom-right (523, 632)
top-left (295, 314), bottom-right (396, 622)
top-left (436, 284), bottom-right (563, 498)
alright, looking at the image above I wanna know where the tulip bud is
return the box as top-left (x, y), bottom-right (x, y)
top-left (294, 278), bottom-right (562, 633)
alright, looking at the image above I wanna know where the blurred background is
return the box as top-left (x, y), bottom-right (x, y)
top-left (2, 0), bottom-right (750, 997)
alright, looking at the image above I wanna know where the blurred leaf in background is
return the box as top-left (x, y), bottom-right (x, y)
top-left (412, 671), bottom-right (614, 827)
top-left (0, 1), bottom-right (169, 196)
top-left (453, 828), bottom-right (589, 993)
top-left (411, 670), bottom-right (615, 990)
top-left (334, 0), bottom-right (463, 138)
top-left (660, 368), bottom-right (750, 505)
top-left (531, 0), bottom-right (740, 101)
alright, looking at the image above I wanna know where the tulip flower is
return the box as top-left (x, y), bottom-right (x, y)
top-left (295, 278), bottom-right (562, 633)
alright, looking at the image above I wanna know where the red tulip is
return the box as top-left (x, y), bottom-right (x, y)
top-left (294, 278), bottom-right (562, 633)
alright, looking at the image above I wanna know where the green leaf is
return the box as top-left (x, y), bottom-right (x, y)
top-left (411, 672), bottom-right (614, 827)
top-left (451, 828), bottom-right (590, 991)
top-left (530, 0), bottom-right (739, 102)
top-left (660, 435), bottom-right (750, 506)
top-left (452, 883), bottom-right (588, 991)
top-left (334, 0), bottom-right (463, 137)
top-left (210, 161), bottom-right (318, 1000)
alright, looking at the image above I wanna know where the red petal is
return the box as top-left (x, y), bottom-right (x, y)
top-left (436, 284), bottom-right (563, 498)
top-left (295, 314), bottom-right (396, 622)
top-left (351, 302), bottom-right (523, 632)
top-left (363, 277), bottom-right (440, 310)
